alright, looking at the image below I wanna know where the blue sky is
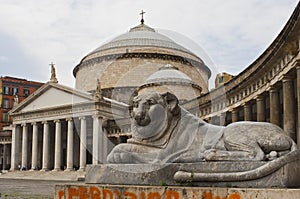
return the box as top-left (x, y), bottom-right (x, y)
top-left (0, 0), bottom-right (298, 88)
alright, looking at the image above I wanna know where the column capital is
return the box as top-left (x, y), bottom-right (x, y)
top-left (243, 103), bottom-right (251, 109)
top-left (256, 95), bottom-right (264, 101)
top-left (220, 112), bottom-right (226, 116)
top-left (294, 60), bottom-right (300, 69)
top-left (92, 114), bottom-right (102, 119)
top-left (42, 121), bottom-right (48, 125)
top-left (21, 123), bottom-right (27, 127)
top-left (79, 116), bottom-right (86, 121)
top-left (269, 85), bottom-right (279, 93)
top-left (66, 118), bottom-right (73, 122)
top-left (231, 108), bottom-right (239, 113)
top-left (282, 75), bottom-right (294, 82)
top-left (31, 122), bottom-right (37, 126)
top-left (54, 119), bottom-right (61, 123)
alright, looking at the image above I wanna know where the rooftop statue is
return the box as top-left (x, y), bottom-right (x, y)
top-left (107, 91), bottom-right (298, 164)
top-left (49, 62), bottom-right (58, 83)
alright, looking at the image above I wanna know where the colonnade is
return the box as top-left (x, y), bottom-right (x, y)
top-left (213, 70), bottom-right (300, 145)
top-left (10, 115), bottom-right (110, 171)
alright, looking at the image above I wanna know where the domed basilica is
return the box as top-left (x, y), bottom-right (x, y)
top-left (4, 3), bottom-right (300, 175)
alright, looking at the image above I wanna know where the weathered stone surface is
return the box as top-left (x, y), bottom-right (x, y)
top-left (86, 154), bottom-right (300, 188)
top-left (55, 184), bottom-right (300, 199)
top-left (107, 92), bottom-right (298, 164)
top-left (102, 91), bottom-right (300, 188)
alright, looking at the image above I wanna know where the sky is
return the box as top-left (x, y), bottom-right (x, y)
top-left (0, 0), bottom-right (299, 88)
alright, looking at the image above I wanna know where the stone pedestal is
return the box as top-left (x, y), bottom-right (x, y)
top-left (85, 155), bottom-right (300, 188)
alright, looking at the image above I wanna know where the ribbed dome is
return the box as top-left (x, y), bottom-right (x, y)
top-left (144, 64), bottom-right (193, 85)
top-left (89, 23), bottom-right (200, 59)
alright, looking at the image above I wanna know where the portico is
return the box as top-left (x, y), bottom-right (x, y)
top-left (9, 82), bottom-right (127, 172)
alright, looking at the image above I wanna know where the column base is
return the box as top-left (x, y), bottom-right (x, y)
top-left (64, 168), bottom-right (75, 172)
top-left (52, 168), bottom-right (62, 172)
top-left (78, 168), bottom-right (86, 172)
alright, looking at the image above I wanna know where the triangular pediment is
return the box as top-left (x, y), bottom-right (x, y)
top-left (11, 82), bottom-right (93, 113)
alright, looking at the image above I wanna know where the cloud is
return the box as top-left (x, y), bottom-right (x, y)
top-left (0, 0), bottom-right (298, 86)
top-left (0, 56), bottom-right (8, 61)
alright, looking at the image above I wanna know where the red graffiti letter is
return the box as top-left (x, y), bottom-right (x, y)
top-left (78, 187), bottom-right (88, 199)
top-left (68, 187), bottom-right (79, 199)
top-left (124, 191), bottom-right (137, 199)
top-left (58, 190), bottom-right (64, 199)
top-left (141, 192), bottom-right (146, 199)
top-left (228, 193), bottom-right (240, 199)
top-left (204, 192), bottom-right (212, 199)
top-left (114, 190), bottom-right (121, 199)
top-left (166, 190), bottom-right (179, 199)
top-left (89, 187), bottom-right (101, 199)
top-left (214, 197), bottom-right (226, 199)
top-left (103, 189), bottom-right (113, 199)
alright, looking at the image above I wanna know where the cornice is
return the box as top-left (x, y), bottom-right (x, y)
top-left (73, 52), bottom-right (211, 78)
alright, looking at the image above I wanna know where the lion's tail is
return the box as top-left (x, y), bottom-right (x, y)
top-left (174, 149), bottom-right (300, 183)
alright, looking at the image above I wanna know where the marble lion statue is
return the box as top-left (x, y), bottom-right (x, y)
top-left (107, 91), bottom-right (298, 164)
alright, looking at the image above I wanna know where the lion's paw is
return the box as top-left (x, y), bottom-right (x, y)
top-left (203, 149), bottom-right (217, 161)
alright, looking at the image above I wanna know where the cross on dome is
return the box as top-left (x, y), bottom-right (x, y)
top-left (140, 10), bottom-right (146, 24)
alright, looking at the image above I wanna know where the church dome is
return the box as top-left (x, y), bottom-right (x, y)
top-left (73, 21), bottom-right (211, 101)
top-left (144, 64), bottom-right (193, 84)
top-left (138, 64), bottom-right (202, 102)
top-left (88, 23), bottom-right (200, 60)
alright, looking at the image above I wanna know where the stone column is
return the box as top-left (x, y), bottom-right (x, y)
top-left (2, 144), bottom-right (7, 170)
top-left (231, 109), bottom-right (239, 123)
top-left (79, 117), bottom-right (87, 171)
top-left (31, 122), bottom-right (38, 170)
top-left (42, 121), bottom-right (50, 170)
top-left (269, 86), bottom-right (280, 127)
top-left (92, 114), bottom-right (103, 165)
top-left (297, 65), bottom-right (300, 146)
top-left (10, 124), bottom-right (17, 171)
top-left (21, 123), bottom-right (28, 170)
top-left (282, 76), bottom-right (296, 140)
top-left (256, 95), bottom-right (265, 122)
top-left (54, 120), bottom-right (62, 171)
top-left (16, 125), bottom-right (22, 169)
top-left (66, 118), bottom-right (74, 171)
top-left (219, 113), bottom-right (226, 126)
top-left (244, 104), bottom-right (252, 121)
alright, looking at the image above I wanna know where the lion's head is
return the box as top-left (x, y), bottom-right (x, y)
top-left (129, 92), bottom-right (180, 142)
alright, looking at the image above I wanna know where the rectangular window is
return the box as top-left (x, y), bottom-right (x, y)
top-left (23, 88), bottom-right (30, 97)
top-left (3, 86), bottom-right (10, 95)
top-left (3, 113), bottom-right (9, 122)
top-left (12, 87), bottom-right (19, 95)
top-left (3, 99), bottom-right (9, 108)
